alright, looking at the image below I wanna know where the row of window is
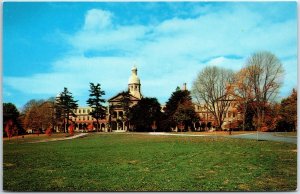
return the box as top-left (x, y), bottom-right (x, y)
top-left (76, 109), bottom-right (92, 114)
top-left (72, 116), bottom-right (93, 121)
top-left (196, 103), bottom-right (237, 111)
top-left (198, 112), bottom-right (237, 120)
top-left (227, 112), bottom-right (237, 118)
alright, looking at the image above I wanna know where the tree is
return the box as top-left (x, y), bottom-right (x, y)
top-left (192, 66), bottom-right (235, 129)
top-left (243, 51), bottom-right (284, 130)
top-left (277, 89), bottom-right (297, 131)
top-left (3, 103), bottom-right (23, 137)
top-left (56, 87), bottom-right (78, 133)
top-left (86, 83), bottom-right (106, 132)
top-left (22, 99), bottom-right (44, 133)
top-left (164, 89), bottom-right (198, 132)
top-left (235, 67), bottom-right (254, 131)
top-left (22, 99), bottom-right (56, 134)
top-left (236, 101), bottom-right (255, 130)
top-left (129, 97), bottom-right (162, 131)
top-left (172, 100), bottom-right (198, 132)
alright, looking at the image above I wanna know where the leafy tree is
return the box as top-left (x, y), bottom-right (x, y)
top-left (277, 89), bottom-right (297, 131)
top-left (172, 100), bottom-right (198, 132)
top-left (3, 103), bottom-right (23, 137)
top-left (129, 97), bottom-right (162, 131)
top-left (192, 66), bottom-right (234, 129)
top-left (164, 89), bottom-right (198, 132)
top-left (22, 99), bottom-right (44, 133)
top-left (236, 101), bottom-right (255, 130)
top-left (56, 87), bottom-right (78, 133)
top-left (22, 99), bottom-right (57, 133)
top-left (86, 83), bottom-right (106, 132)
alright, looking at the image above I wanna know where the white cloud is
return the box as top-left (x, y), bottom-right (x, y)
top-left (83, 9), bottom-right (112, 31)
top-left (4, 5), bottom-right (297, 106)
top-left (206, 57), bottom-right (245, 71)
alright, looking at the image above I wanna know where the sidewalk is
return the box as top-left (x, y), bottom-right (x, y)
top-left (28, 133), bottom-right (88, 143)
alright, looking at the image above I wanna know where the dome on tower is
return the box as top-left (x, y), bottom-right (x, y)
top-left (128, 75), bottom-right (140, 84)
top-left (128, 65), bottom-right (140, 84)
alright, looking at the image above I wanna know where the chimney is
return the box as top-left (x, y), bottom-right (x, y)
top-left (182, 83), bottom-right (187, 91)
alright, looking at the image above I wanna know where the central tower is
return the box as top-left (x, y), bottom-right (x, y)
top-left (128, 66), bottom-right (142, 99)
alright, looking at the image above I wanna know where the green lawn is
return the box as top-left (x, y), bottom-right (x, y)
top-left (3, 133), bottom-right (297, 191)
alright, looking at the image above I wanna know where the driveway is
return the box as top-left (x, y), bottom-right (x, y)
top-left (228, 132), bottom-right (297, 144)
top-left (146, 132), bottom-right (297, 144)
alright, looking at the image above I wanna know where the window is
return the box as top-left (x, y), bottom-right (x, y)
top-left (233, 112), bottom-right (236, 118)
top-left (78, 109), bottom-right (81, 114)
top-left (83, 109), bottom-right (85, 114)
top-left (228, 112), bottom-right (231, 118)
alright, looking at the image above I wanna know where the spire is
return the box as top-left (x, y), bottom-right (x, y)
top-left (131, 65), bottom-right (137, 75)
top-left (128, 65), bottom-right (140, 84)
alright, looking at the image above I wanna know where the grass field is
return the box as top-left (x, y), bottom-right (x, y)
top-left (3, 133), bottom-right (297, 191)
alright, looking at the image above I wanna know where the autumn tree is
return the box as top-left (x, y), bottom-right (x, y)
top-left (234, 68), bottom-right (254, 130)
top-left (277, 89), bottom-right (297, 131)
top-left (192, 66), bottom-right (235, 129)
top-left (56, 87), bottom-right (78, 133)
top-left (86, 83), bottom-right (106, 132)
top-left (22, 99), bottom-right (56, 133)
top-left (129, 97), bottom-right (162, 132)
top-left (22, 99), bottom-right (45, 133)
top-left (3, 103), bottom-right (23, 137)
top-left (243, 51), bottom-right (284, 130)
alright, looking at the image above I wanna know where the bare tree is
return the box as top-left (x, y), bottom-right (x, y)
top-left (244, 51), bottom-right (284, 130)
top-left (192, 66), bottom-right (234, 129)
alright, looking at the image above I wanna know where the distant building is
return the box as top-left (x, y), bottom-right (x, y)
top-left (193, 84), bottom-right (243, 131)
top-left (70, 107), bottom-right (106, 132)
top-left (70, 65), bottom-right (143, 132)
top-left (69, 66), bottom-right (243, 132)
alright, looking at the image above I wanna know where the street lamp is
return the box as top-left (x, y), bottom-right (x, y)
top-left (229, 120), bottom-right (232, 135)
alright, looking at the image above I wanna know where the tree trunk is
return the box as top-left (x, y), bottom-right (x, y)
top-left (96, 119), bottom-right (99, 132)
top-left (242, 104), bottom-right (246, 131)
top-left (256, 107), bottom-right (261, 131)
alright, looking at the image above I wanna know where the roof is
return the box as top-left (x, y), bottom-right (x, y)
top-left (108, 92), bottom-right (141, 102)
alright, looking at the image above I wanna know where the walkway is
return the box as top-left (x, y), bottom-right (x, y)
top-left (147, 132), bottom-right (297, 144)
top-left (228, 132), bottom-right (297, 144)
top-left (28, 133), bottom-right (88, 143)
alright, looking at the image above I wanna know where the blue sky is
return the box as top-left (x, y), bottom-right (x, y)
top-left (3, 2), bottom-right (297, 109)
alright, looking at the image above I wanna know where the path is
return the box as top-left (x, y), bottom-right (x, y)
top-left (147, 132), bottom-right (297, 144)
top-left (228, 132), bottom-right (297, 144)
top-left (28, 133), bottom-right (88, 143)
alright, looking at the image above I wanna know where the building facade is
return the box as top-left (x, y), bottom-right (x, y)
top-left (71, 66), bottom-right (143, 132)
